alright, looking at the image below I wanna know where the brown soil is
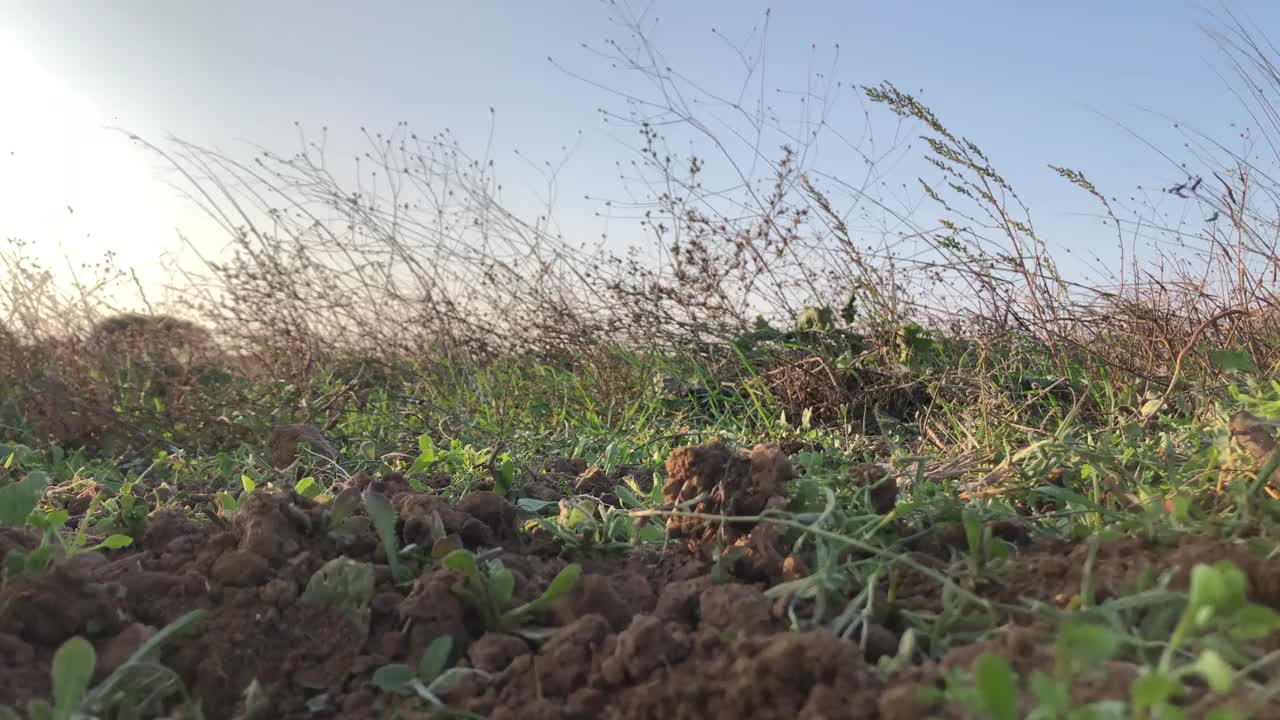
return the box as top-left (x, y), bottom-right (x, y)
top-left (2, 440), bottom-right (1279, 719)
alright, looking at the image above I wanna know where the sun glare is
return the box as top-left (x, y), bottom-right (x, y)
top-left (0, 31), bottom-right (191, 298)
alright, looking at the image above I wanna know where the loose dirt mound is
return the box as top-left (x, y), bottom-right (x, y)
top-left (3, 442), bottom-right (1279, 718)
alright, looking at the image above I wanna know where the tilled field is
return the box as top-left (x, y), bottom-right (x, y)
top-left (2, 439), bottom-right (1278, 719)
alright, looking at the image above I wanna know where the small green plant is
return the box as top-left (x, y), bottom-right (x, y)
top-left (370, 635), bottom-right (487, 717)
top-left (1, 472), bottom-right (133, 584)
top-left (440, 548), bottom-right (581, 631)
top-left (923, 560), bottom-right (1280, 719)
top-left (1133, 560), bottom-right (1280, 717)
top-left (0, 610), bottom-right (206, 720)
top-left (405, 436), bottom-right (511, 495)
top-left (524, 496), bottom-right (665, 549)
top-left (300, 556), bottom-right (376, 630)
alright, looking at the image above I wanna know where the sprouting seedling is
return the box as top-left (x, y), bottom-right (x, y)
top-left (927, 622), bottom-right (1126, 720)
top-left (1133, 560), bottom-right (1280, 712)
top-left (441, 548), bottom-right (581, 630)
top-left (363, 490), bottom-right (412, 583)
top-left (371, 635), bottom-right (488, 718)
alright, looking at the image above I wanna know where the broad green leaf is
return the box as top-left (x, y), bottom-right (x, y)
top-left (418, 636), bottom-right (453, 683)
top-left (99, 534), bottom-right (134, 550)
top-left (615, 484), bottom-right (643, 509)
top-left (491, 567), bottom-right (515, 608)
top-left (1056, 622), bottom-right (1121, 667)
top-left (0, 471), bottom-right (50, 528)
top-left (1028, 670), bottom-right (1066, 713)
top-left (1210, 349), bottom-right (1257, 374)
top-left (327, 488), bottom-right (361, 525)
top-left (408, 436), bottom-right (437, 475)
top-left (526, 563), bottom-right (581, 612)
top-left (418, 435), bottom-right (436, 455)
top-left (215, 491), bottom-right (238, 517)
top-left (51, 636), bottom-right (95, 714)
top-left (370, 663), bottom-right (416, 692)
top-left (294, 477), bottom-right (319, 498)
top-left (496, 455), bottom-right (515, 498)
top-left (442, 549), bottom-right (480, 577)
top-left (973, 653), bottom-right (1019, 720)
top-left (1226, 604), bottom-right (1280, 641)
top-left (1130, 671), bottom-right (1174, 709)
top-left (515, 498), bottom-right (557, 513)
top-left (44, 509), bottom-right (69, 528)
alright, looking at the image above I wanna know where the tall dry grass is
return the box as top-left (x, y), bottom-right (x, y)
top-left (5, 4), bottom-right (1280, 453)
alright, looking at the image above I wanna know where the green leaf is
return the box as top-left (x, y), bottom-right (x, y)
top-left (1056, 622), bottom-right (1121, 668)
top-left (363, 492), bottom-right (408, 582)
top-left (515, 498), bottom-right (558, 513)
top-left (1130, 671), bottom-right (1174, 709)
top-left (417, 635), bottom-right (453, 683)
top-left (524, 563), bottom-right (580, 614)
top-left (0, 471), bottom-right (50, 528)
top-left (408, 436), bottom-right (437, 475)
top-left (1028, 670), bottom-right (1067, 713)
top-left (215, 491), bottom-right (238, 517)
top-left (1225, 604), bottom-right (1280, 641)
top-left (1192, 651), bottom-right (1235, 693)
top-left (491, 567), bottom-right (515, 608)
top-left (327, 488), bottom-right (360, 525)
top-left (961, 512), bottom-right (982, 555)
top-left (370, 663), bottom-right (416, 692)
top-left (496, 455), bottom-right (515, 498)
top-left (294, 477), bottom-right (319, 499)
top-left (1210, 349), bottom-right (1257, 374)
top-left (441, 549), bottom-right (480, 580)
top-left (241, 475), bottom-right (256, 494)
top-left (51, 636), bottom-right (95, 714)
top-left (973, 653), bottom-right (1019, 720)
top-left (99, 534), bottom-right (134, 550)
top-left (44, 509), bottom-right (69, 528)
top-left (1189, 562), bottom-right (1247, 616)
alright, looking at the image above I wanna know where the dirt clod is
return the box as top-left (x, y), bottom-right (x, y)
top-left (268, 423), bottom-right (338, 470)
top-left (663, 439), bottom-right (794, 543)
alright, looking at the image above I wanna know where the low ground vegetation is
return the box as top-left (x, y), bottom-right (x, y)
top-left (5, 9), bottom-right (1280, 718)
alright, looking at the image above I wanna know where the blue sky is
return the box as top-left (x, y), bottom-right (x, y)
top-left (0, 0), bottom-right (1274, 296)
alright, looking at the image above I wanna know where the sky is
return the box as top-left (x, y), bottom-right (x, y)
top-left (0, 0), bottom-right (1276, 304)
